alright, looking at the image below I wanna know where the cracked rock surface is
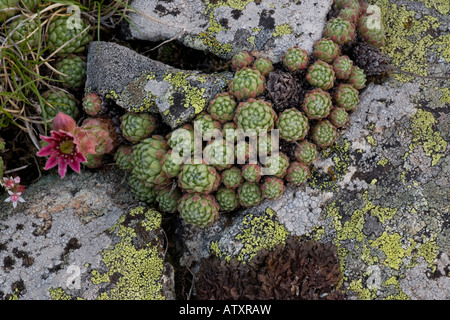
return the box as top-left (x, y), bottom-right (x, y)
top-left (126, 0), bottom-right (332, 63)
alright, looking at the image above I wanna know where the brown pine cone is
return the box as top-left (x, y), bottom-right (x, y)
top-left (349, 40), bottom-right (393, 76)
top-left (266, 70), bottom-right (302, 112)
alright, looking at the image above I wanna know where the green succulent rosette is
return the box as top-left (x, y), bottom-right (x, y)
top-left (215, 187), bottom-right (240, 212)
top-left (338, 6), bottom-right (359, 24)
top-left (47, 15), bottom-right (92, 55)
top-left (305, 60), bottom-right (335, 90)
top-left (203, 139), bottom-right (234, 171)
top-left (332, 55), bottom-right (353, 80)
top-left (237, 182), bottom-right (262, 208)
top-left (264, 152), bottom-right (290, 178)
top-left (193, 113), bottom-right (221, 138)
top-left (207, 92), bottom-right (237, 124)
top-left (241, 163), bottom-right (262, 183)
top-left (234, 98), bottom-right (277, 132)
top-left (302, 88), bottom-right (333, 120)
top-left (323, 17), bottom-right (356, 46)
top-left (348, 66), bottom-right (367, 90)
top-left (282, 46), bottom-right (309, 72)
top-left (285, 162), bottom-right (310, 186)
top-left (8, 17), bottom-right (39, 50)
top-left (328, 107), bottom-right (349, 128)
top-left (55, 55), bottom-right (87, 88)
top-left (167, 123), bottom-right (195, 159)
top-left (357, 14), bottom-right (386, 49)
top-left (128, 173), bottom-right (157, 204)
top-left (221, 166), bottom-right (244, 189)
top-left (114, 145), bottom-right (134, 171)
top-left (311, 120), bottom-right (338, 149)
top-left (231, 51), bottom-right (253, 69)
top-left (156, 186), bottom-right (181, 214)
top-left (121, 112), bottom-right (157, 144)
top-left (82, 92), bottom-right (102, 116)
top-left (313, 38), bottom-right (341, 64)
top-left (260, 177), bottom-right (285, 200)
top-left (178, 164), bottom-right (221, 194)
top-left (177, 193), bottom-right (220, 227)
top-left (276, 108), bottom-right (309, 141)
top-left (42, 89), bottom-right (79, 121)
top-left (294, 140), bottom-right (318, 166)
top-left (253, 57), bottom-right (274, 76)
top-left (228, 67), bottom-right (266, 101)
top-left (333, 83), bottom-right (359, 111)
top-left (161, 150), bottom-right (182, 178)
top-left (131, 136), bottom-right (170, 186)
top-left (1, 0), bottom-right (39, 21)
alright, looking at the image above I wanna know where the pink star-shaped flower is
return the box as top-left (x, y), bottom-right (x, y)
top-left (36, 112), bottom-right (96, 178)
top-left (4, 190), bottom-right (25, 208)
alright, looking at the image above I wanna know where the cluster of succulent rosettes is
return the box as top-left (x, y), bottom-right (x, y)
top-left (55, 55), bottom-right (87, 88)
top-left (120, 112), bottom-right (157, 144)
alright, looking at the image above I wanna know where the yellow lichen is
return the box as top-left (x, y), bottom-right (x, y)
top-left (272, 23), bottom-right (293, 37)
top-left (210, 207), bottom-right (289, 263)
top-left (409, 109), bottom-right (447, 166)
top-left (370, 0), bottom-right (449, 82)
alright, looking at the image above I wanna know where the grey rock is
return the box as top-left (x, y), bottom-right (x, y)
top-left (85, 41), bottom-right (231, 129)
top-left (0, 167), bottom-right (175, 300)
top-left (126, 0), bottom-right (333, 62)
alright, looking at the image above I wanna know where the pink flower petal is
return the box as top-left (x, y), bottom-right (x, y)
top-left (68, 158), bottom-right (81, 173)
top-left (44, 153), bottom-right (59, 170)
top-left (36, 144), bottom-right (55, 157)
top-left (57, 157), bottom-right (68, 178)
top-left (39, 134), bottom-right (56, 144)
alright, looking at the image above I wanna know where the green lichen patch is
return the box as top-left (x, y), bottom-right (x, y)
top-left (210, 207), bottom-right (289, 263)
top-left (49, 207), bottom-right (167, 300)
top-left (406, 109), bottom-right (447, 166)
top-left (369, 0), bottom-right (450, 82)
top-left (308, 139), bottom-right (352, 192)
top-left (324, 186), bottom-right (442, 299)
top-left (91, 207), bottom-right (165, 300)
